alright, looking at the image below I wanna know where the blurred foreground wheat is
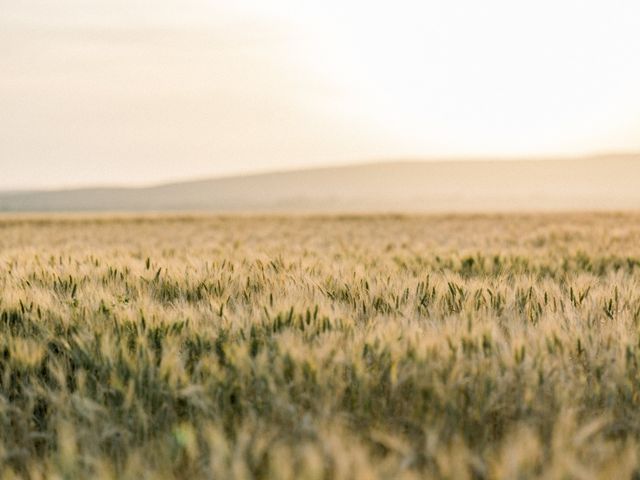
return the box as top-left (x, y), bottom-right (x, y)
top-left (2, 213), bottom-right (640, 479)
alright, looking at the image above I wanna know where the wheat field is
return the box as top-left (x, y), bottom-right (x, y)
top-left (2, 213), bottom-right (640, 479)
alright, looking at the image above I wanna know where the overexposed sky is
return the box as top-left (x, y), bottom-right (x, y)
top-left (1, 0), bottom-right (640, 189)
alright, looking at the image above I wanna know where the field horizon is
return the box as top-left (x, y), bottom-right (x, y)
top-left (2, 153), bottom-right (640, 213)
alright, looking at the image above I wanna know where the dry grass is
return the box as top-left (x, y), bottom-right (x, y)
top-left (2, 213), bottom-right (640, 479)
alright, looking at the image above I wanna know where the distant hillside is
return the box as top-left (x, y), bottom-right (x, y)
top-left (2, 155), bottom-right (640, 212)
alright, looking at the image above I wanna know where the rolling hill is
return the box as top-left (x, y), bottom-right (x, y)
top-left (2, 154), bottom-right (639, 212)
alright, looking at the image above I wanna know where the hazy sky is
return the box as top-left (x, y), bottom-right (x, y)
top-left (2, 0), bottom-right (640, 189)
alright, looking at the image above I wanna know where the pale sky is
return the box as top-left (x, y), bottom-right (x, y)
top-left (1, 0), bottom-right (640, 190)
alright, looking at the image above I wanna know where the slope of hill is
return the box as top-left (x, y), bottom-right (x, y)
top-left (2, 155), bottom-right (639, 212)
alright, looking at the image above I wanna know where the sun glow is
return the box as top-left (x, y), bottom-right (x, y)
top-left (234, 0), bottom-right (640, 156)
